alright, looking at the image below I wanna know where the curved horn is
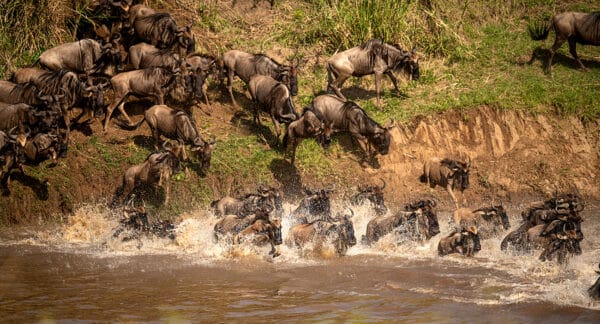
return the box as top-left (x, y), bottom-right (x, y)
top-left (347, 207), bottom-right (354, 218)
top-left (379, 178), bottom-right (386, 190)
top-left (162, 140), bottom-right (172, 151)
top-left (7, 126), bottom-right (19, 140)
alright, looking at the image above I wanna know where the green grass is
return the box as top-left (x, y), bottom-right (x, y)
top-left (2, 0), bottom-right (600, 223)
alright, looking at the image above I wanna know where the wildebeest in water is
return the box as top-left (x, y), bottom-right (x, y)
top-left (529, 11), bottom-right (600, 73)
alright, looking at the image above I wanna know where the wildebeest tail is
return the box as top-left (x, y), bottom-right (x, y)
top-left (29, 58), bottom-right (41, 69)
top-left (528, 18), bottom-right (551, 41)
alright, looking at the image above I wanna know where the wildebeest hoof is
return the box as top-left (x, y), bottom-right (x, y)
top-left (272, 251), bottom-right (281, 258)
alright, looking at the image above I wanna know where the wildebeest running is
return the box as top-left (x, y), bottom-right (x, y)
top-left (529, 11), bottom-right (600, 73)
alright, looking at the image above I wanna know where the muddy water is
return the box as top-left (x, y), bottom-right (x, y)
top-left (1, 203), bottom-right (599, 322)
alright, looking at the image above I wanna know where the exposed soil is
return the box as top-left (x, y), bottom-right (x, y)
top-left (377, 106), bottom-right (600, 209)
top-left (1, 0), bottom-right (599, 222)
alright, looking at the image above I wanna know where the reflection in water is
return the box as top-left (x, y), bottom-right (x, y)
top-left (0, 202), bottom-right (599, 322)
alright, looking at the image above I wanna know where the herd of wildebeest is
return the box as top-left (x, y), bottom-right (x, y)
top-left (0, 1), bottom-right (599, 299)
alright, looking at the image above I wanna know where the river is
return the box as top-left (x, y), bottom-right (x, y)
top-left (1, 202), bottom-right (599, 322)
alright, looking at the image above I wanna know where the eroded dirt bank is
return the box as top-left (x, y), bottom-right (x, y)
top-left (375, 106), bottom-right (600, 208)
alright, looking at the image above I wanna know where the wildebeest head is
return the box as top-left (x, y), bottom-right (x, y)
top-left (176, 24), bottom-right (195, 56)
top-left (302, 186), bottom-right (334, 219)
top-left (401, 47), bottom-right (420, 81)
top-left (493, 205), bottom-right (511, 230)
top-left (405, 199), bottom-right (439, 238)
top-left (354, 178), bottom-right (387, 216)
top-left (191, 137), bottom-right (215, 176)
top-left (278, 65), bottom-right (298, 97)
top-left (370, 127), bottom-right (391, 155)
top-left (270, 219), bottom-right (283, 245)
top-left (331, 212), bottom-right (356, 255)
top-left (444, 158), bottom-right (470, 190)
top-left (462, 226), bottom-right (481, 256)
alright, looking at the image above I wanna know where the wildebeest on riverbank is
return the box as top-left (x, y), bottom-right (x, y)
top-left (529, 11), bottom-right (600, 73)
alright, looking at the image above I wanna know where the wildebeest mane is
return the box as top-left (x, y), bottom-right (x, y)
top-left (37, 70), bottom-right (82, 106)
top-left (7, 82), bottom-right (40, 104)
top-left (137, 13), bottom-right (178, 48)
top-left (581, 11), bottom-right (600, 40)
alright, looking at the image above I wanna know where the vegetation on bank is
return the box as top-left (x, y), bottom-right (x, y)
top-left (1, 0), bottom-right (599, 223)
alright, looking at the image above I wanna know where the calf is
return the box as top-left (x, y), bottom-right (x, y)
top-left (420, 157), bottom-right (470, 208)
top-left (453, 205), bottom-right (510, 238)
top-left (438, 226), bottom-right (481, 257)
top-left (282, 107), bottom-right (332, 165)
top-left (116, 143), bottom-right (183, 206)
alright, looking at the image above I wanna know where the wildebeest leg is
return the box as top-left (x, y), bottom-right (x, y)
top-left (374, 72), bottom-right (383, 108)
top-left (547, 35), bottom-right (566, 74)
top-left (227, 68), bottom-right (238, 107)
top-left (446, 184), bottom-right (459, 208)
top-left (271, 116), bottom-right (281, 146)
top-left (385, 70), bottom-right (402, 97)
top-left (104, 95), bottom-right (127, 131)
top-left (331, 74), bottom-right (349, 101)
top-left (163, 181), bottom-right (170, 206)
top-left (567, 38), bottom-right (586, 70)
top-left (351, 133), bottom-right (369, 165)
top-left (290, 138), bottom-right (300, 165)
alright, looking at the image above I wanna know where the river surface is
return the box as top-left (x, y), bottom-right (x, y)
top-left (1, 202), bottom-right (599, 322)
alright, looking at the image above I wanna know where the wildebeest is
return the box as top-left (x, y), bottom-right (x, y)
top-left (128, 42), bottom-right (182, 70)
top-left (1, 128), bottom-right (63, 193)
top-left (404, 199), bottom-right (441, 240)
top-left (362, 209), bottom-right (421, 245)
top-left (103, 66), bottom-right (191, 131)
top-left (327, 39), bottom-right (420, 108)
top-left (211, 185), bottom-right (280, 219)
top-left (0, 81), bottom-right (50, 107)
top-left (420, 157), bottom-right (470, 208)
top-left (282, 106), bottom-right (332, 165)
top-left (0, 102), bottom-right (60, 135)
top-left (221, 50), bottom-right (298, 107)
top-left (35, 39), bottom-right (123, 77)
top-left (287, 213), bottom-right (357, 256)
top-left (529, 12), bottom-right (600, 73)
top-left (351, 178), bottom-right (387, 216)
top-left (290, 186), bottom-right (334, 225)
top-left (312, 94), bottom-right (393, 165)
top-left (112, 203), bottom-right (176, 242)
top-left (438, 226), bottom-right (481, 257)
top-left (130, 8), bottom-right (194, 56)
top-left (233, 218), bottom-right (283, 257)
top-left (132, 104), bottom-right (215, 170)
top-left (115, 143), bottom-right (183, 206)
top-left (13, 69), bottom-right (108, 144)
top-left (0, 129), bottom-right (21, 192)
top-left (501, 219), bottom-right (582, 264)
top-left (213, 210), bottom-right (270, 242)
top-left (453, 205), bottom-right (510, 238)
top-left (589, 264), bottom-right (600, 300)
top-left (248, 75), bottom-right (299, 145)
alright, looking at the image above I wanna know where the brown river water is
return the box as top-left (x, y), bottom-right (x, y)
top-left (1, 203), bottom-right (599, 322)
